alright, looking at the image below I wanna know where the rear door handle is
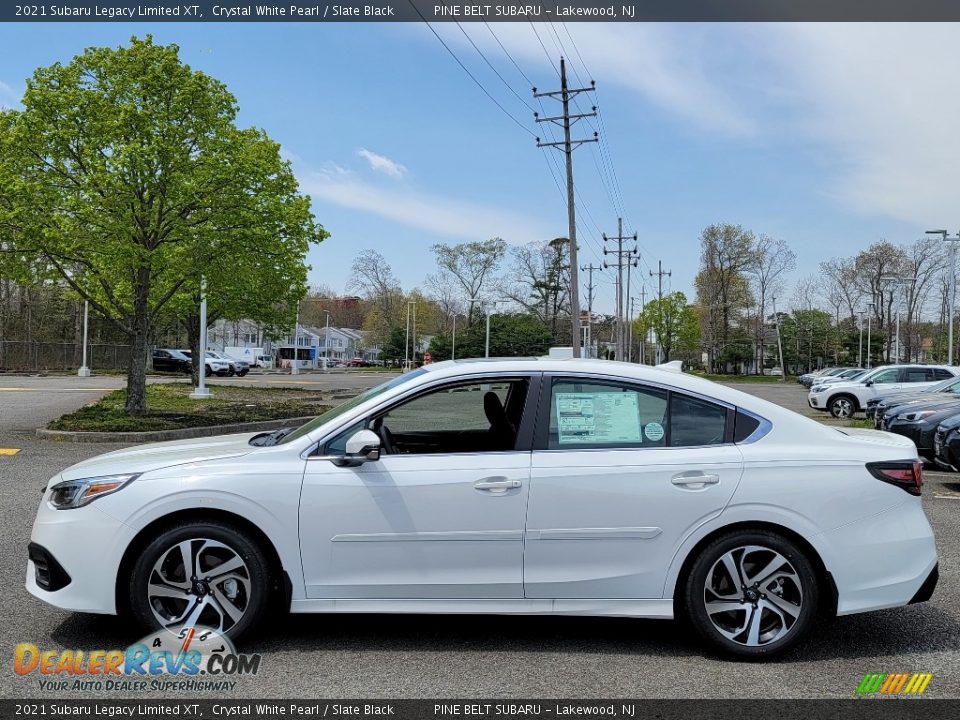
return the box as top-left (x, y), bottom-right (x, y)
top-left (474, 477), bottom-right (521, 492)
top-left (671, 472), bottom-right (720, 489)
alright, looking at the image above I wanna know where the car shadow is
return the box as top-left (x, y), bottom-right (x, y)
top-left (49, 602), bottom-right (960, 663)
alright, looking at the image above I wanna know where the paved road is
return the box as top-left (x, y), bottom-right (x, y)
top-left (1, 375), bottom-right (958, 699)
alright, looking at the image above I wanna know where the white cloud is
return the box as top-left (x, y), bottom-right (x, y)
top-left (300, 163), bottom-right (548, 243)
top-left (437, 23), bottom-right (756, 137)
top-left (357, 148), bottom-right (407, 178)
top-left (754, 24), bottom-right (960, 227)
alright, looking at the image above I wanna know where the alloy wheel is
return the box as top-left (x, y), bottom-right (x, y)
top-left (702, 545), bottom-right (803, 647)
top-left (831, 398), bottom-right (853, 418)
top-left (146, 538), bottom-right (251, 632)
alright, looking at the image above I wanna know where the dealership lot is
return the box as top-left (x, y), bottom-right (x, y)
top-left (2, 375), bottom-right (959, 698)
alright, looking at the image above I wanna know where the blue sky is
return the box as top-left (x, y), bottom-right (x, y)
top-left (1, 22), bottom-right (953, 315)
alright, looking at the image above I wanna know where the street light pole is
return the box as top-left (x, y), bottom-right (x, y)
top-left (771, 296), bottom-right (785, 383)
top-left (866, 304), bottom-right (873, 369)
top-left (77, 300), bottom-right (91, 377)
top-left (857, 310), bottom-right (864, 368)
top-left (404, 301), bottom-right (412, 371)
top-left (451, 315), bottom-right (457, 361)
top-left (485, 305), bottom-right (492, 358)
top-left (291, 302), bottom-right (300, 376)
top-left (323, 310), bottom-right (331, 374)
top-left (190, 277), bottom-right (212, 399)
top-left (927, 230), bottom-right (959, 364)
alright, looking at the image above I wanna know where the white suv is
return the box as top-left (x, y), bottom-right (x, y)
top-left (809, 364), bottom-right (959, 418)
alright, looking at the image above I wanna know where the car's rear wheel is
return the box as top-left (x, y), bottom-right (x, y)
top-left (683, 530), bottom-right (818, 659)
top-left (128, 521), bottom-right (272, 641)
top-left (828, 395), bottom-right (857, 418)
top-left (204, 364), bottom-right (213, 377)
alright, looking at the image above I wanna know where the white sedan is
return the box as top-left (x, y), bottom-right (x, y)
top-left (27, 359), bottom-right (937, 658)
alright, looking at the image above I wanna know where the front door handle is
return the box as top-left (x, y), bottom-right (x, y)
top-left (474, 477), bottom-right (521, 492)
top-left (671, 472), bottom-right (720, 489)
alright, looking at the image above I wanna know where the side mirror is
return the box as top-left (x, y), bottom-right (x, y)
top-left (333, 429), bottom-right (381, 467)
top-left (864, 380), bottom-right (874, 387)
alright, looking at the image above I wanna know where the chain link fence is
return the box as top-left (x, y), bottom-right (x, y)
top-left (0, 341), bottom-right (132, 372)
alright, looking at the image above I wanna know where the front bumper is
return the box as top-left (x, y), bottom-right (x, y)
top-left (26, 493), bottom-right (134, 615)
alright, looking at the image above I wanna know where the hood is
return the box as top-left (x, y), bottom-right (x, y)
top-left (888, 398), bottom-right (960, 418)
top-left (834, 427), bottom-right (917, 451)
top-left (877, 391), bottom-right (941, 408)
top-left (59, 432), bottom-right (259, 482)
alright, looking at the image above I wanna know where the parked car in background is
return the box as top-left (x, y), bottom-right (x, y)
top-left (180, 349), bottom-right (231, 377)
top-left (27, 358), bottom-right (937, 659)
top-left (151, 349), bottom-right (191, 375)
top-left (869, 375), bottom-right (960, 426)
top-left (881, 398), bottom-right (960, 459)
top-left (933, 414), bottom-right (960, 471)
top-left (808, 364), bottom-right (959, 418)
top-left (809, 368), bottom-right (866, 389)
top-left (206, 350), bottom-right (249, 377)
top-left (799, 367), bottom-right (846, 388)
top-left (347, 357), bottom-right (371, 367)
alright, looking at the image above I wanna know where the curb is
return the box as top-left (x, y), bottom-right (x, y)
top-left (36, 416), bottom-right (315, 444)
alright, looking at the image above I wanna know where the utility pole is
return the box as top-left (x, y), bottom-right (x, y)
top-left (650, 260), bottom-right (672, 365)
top-left (602, 217), bottom-right (637, 361)
top-left (858, 310), bottom-right (865, 368)
top-left (638, 286), bottom-right (647, 364)
top-left (866, 303), bottom-right (874, 368)
top-left (927, 230), bottom-right (959, 364)
top-left (581, 263), bottom-right (602, 359)
top-left (535, 58), bottom-right (597, 358)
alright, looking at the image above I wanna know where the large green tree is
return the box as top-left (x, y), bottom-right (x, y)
top-left (0, 37), bottom-right (324, 412)
top-left (634, 292), bottom-right (700, 363)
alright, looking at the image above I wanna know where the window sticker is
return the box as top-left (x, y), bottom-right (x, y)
top-left (644, 422), bottom-right (665, 442)
top-left (555, 392), bottom-right (642, 444)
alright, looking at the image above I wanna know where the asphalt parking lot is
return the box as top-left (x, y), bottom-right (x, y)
top-left (1, 373), bottom-right (959, 699)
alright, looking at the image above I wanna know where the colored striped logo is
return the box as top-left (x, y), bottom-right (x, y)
top-left (856, 673), bottom-right (933, 695)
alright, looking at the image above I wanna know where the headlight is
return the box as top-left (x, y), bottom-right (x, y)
top-left (811, 385), bottom-right (825, 393)
top-left (48, 473), bottom-right (140, 510)
top-left (904, 411), bottom-right (936, 422)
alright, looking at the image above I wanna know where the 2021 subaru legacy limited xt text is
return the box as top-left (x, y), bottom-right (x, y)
top-left (27, 359), bottom-right (937, 658)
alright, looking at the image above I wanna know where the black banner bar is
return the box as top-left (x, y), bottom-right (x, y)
top-left (6, 1), bottom-right (960, 23)
top-left (3, 699), bottom-right (960, 719)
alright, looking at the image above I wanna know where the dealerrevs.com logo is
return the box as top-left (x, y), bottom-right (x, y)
top-left (856, 672), bottom-right (933, 697)
top-left (13, 625), bottom-right (261, 692)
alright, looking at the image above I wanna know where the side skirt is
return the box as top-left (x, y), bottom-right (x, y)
top-left (289, 598), bottom-right (674, 618)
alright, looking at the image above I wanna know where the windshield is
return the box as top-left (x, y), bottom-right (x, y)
top-left (277, 369), bottom-right (429, 445)
top-left (926, 376), bottom-right (960, 393)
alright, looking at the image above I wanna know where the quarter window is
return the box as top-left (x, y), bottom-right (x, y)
top-left (670, 394), bottom-right (728, 447)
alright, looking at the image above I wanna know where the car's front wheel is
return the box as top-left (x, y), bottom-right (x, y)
top-left (828, 395), bottom-right (857, 418)
top-left (128, 520), bottom-right (272, 640)
top-left (683, 530), bottom-right (818, 659)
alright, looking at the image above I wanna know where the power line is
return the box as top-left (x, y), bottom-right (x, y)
top-left (455, 22), bottom-right (536, 113)
top-left (409, 3), bottom-right (536, 138)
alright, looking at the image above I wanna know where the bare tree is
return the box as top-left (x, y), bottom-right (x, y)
top-left (820, 257), bottom-right (863, 323)
top-left (348, 249), bottom-right (404, 342)
top-left (854, 241), bottom-right (908, 363)
top-left (694, 224), bottom-right (755, 371)
top-left (499, 238), bottom-right (570, 339)
top-left (431, 238), bottom-right (507, 324)
top-left (747, 235), bottom-right (795, 374)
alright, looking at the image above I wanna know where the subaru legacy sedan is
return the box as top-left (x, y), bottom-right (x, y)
top-left (27, 359), bottom-right (937, 658)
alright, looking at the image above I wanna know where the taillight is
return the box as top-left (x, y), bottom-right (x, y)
top-left (866, 460), bottom-right (923, 496)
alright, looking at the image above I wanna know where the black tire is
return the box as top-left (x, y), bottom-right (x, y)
top-left (204, 364), bottom-right (213, 377)
top-left (828, 394), bottom-right (857, 419)
top-left (237, 369), bottom-right (249, 377)
top-left (128, 520), bottom-right (273, 642)
top-left (682, 529), bottom-right (818, 659)
top-left (217, 369), bottom-right (230, 377)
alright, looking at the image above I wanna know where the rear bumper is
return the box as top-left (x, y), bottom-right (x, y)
top-left (909, 563), bottom-right (938, 605)
top-left (819, 499), bottom-right (938, 616)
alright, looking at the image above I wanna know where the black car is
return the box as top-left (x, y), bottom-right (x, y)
top-left (933, 414), bottom-right (960, 471)
top-left (884, 398), bottom-right (960, 459)
top-left (151, 348), bottom-right (191, 374)
top-left (868, 374), bottom-right (960, 425)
